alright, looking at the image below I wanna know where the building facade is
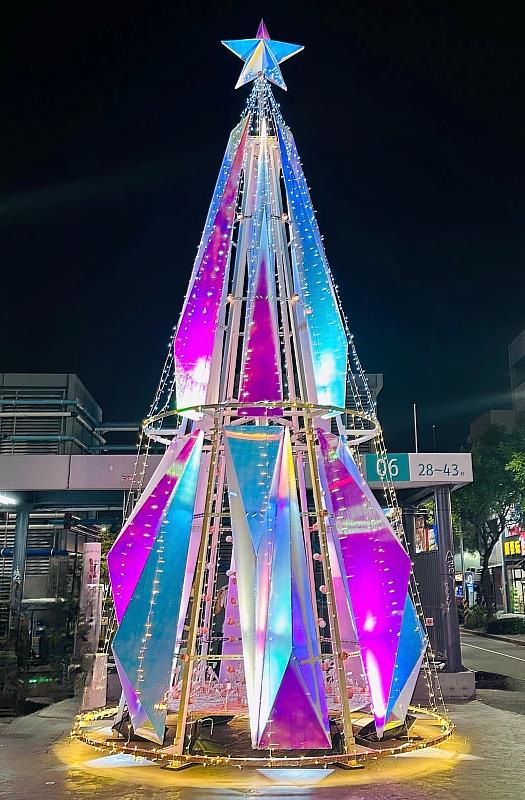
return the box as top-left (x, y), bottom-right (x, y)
top-left (509, 329), bottom-right (525, 416)
top-left (0, 374), bottom-right (136, 707)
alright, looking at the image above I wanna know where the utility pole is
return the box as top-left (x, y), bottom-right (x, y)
top-left (434, 486), bottom-right (462, 672)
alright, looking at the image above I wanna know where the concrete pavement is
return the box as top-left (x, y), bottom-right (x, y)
top-left (1, 693), bottom-right (525, 799)
top-left (1, 633), bottom-right (524, 800)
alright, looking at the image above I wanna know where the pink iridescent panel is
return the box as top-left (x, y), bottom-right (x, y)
top-left (317, 430), bottom-right (411, 737)
top-left (174, 117), bottom-right (249, 413)
top-left (320, 487), bottom-right (370, 708)
top-left (108, 433), bottom-right (199, 623)
top-left (258, 660), bottom-right (331, 750)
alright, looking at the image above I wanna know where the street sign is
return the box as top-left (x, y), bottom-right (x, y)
top-left (364, 452), bottom-right (472, 488)
top-left (364, 453), bottom-right (410, 482)
top-left (408, 453), bottom-right (472, 483)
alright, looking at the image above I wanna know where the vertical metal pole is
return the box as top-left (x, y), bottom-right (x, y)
top-left (173, 426), bottom-right (219, 757)
top-left (413, 403), bottom-right (419, 453)
top-left (459, 528), bottom-right (467, 608)
top-left (434, 486), bottom-right (462, 673)
top-left (402, 506), bottom-right (416, 559)
top-left (199, 452), bottom-right (227, 657)
top-left (8, 503), bottom-right (30, 648)
top-left (296, 451), bottom-right (321, 629)
top-left (305, 418), bottom-right (355, 751)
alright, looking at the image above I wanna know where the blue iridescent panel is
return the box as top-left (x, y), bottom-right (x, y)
top-left (385, 596), bottom-right (425, 724)
top-left (277, 122), bottom-right (348, 410)
top-left (221, 38), bottom-right (259, 61)
top-left (224, 426), bottom-right (283, 745)
top-left (225, 426), bottom-right (329, 749)
top-left (269, 40), bottom-right (304, 62)
top-left (112, 432), bottom-right (203, 743)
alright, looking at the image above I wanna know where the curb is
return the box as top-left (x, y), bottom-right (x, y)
top-left (463, 629), bottom-right (525, 648)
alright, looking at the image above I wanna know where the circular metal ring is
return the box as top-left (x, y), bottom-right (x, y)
top-left (143, 401), bottom-right (380, 446)
top-left (71, 704), bottom-right (454, 769)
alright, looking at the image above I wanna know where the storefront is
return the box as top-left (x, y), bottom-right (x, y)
top-left (503, 525), bottom-right (525, 614)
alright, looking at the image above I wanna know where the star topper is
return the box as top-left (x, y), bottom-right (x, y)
top-left (222, 19), bottom-right (303, 91)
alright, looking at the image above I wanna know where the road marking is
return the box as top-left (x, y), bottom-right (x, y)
top-left (461, 641), bottom-right (525, 663)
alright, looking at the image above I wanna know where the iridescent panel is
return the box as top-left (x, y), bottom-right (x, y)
top-left (111, 431), bottom-right (203, 743)
top-left (277, 123), bottom-right (347, 410)
top-left (258, 429), bottom-right (330, 749)
top-left (386, 597), bottom-right (425, 724)
top-left (108, 432), bottom-right (201, 623)
top-left (317, 430), bottom-right (411, 737)
top-left (225, 426), bottom-right (329, 750)
top-left (225, 426), bottom-right (281, 743)
top-left (318, 456), bottom-right (369, 703)
top-left (221, 38), bottom-right (259, 61)
top-left (239, 209), bottom-right (282, 415)
top-left (174, 117), bottom-right (249, 414)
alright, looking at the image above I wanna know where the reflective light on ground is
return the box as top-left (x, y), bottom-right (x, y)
top-left (257, 769), bottom-right (335, 784)
top-left (55, 731), bottom-right (471, 791)
top-left (84, 753), bottom-right (157, 769)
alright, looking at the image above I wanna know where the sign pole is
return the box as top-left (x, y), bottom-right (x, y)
top-left (434, 486), bottom-right (462, 672)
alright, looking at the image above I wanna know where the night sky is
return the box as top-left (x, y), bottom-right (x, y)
top-left (2, 2), bottom-right (524, 451)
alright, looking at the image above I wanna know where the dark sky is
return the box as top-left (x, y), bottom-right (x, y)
top-left (2, 2), bottom-right (524, 451)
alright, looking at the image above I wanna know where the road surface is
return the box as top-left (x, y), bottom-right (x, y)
top-left (461, 631), bottom-right (525, 681)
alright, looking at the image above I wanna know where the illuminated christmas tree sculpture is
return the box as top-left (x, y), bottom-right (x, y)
top-left (107, 21), bottom-right (436, 758)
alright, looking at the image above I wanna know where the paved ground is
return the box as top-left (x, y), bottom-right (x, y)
top-left (2, 699), bottom-right (525, 800)
top-left (1, 632), bottom-right (524, 800)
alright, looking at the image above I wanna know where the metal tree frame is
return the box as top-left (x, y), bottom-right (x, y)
top-left (141, 402), bottom-right (379, 754)
top-left (93, 21), bottom-right (450, 766)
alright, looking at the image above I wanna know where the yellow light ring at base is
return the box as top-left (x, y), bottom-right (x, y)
top-left (71, 705), bottom-right (454, 770)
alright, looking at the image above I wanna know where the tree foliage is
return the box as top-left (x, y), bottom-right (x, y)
top-left (99, 526), bottom-right (117, 587)
top-left (507, 414), bottom-right (525, 495)
top-left (508, 452), bottom-right (525, 494)
top-left (452, 420), bottom-right (525, 609)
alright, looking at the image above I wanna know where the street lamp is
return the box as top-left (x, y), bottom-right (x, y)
top-left (0, 493), bottom-right (18, 506)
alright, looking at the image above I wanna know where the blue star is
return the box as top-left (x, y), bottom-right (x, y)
top-left (222, 19), bottom-right (303, 91)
